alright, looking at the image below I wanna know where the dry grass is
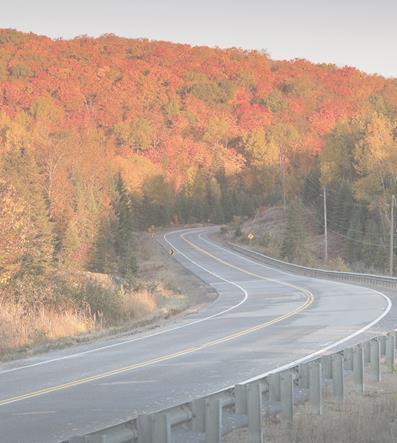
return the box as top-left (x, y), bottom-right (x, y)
top-left (225, 373), bottom-right (397, 443)
top-left (0, 288), bottom-right (162, 356)
top-left (0, 231), bottom-right (214, 359)
top-left (0, 301), bottom-right (96, 354)
top-left (120, 288), bottom-right (158, 318)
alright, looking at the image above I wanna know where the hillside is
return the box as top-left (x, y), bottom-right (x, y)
top-left (1, 28), bottom-right (397, 350)
top-left (220, 207), bottom-right (349, 271)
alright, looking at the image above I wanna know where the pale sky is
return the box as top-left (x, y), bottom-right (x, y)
top-left (1, 0), bottom-right (396, 78)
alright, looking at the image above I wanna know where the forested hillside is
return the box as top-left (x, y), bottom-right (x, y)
top-left (1, 29), bottom-right (397, 349)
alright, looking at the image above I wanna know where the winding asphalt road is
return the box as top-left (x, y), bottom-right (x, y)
top-left (0, 226), bottom-right (395, 443)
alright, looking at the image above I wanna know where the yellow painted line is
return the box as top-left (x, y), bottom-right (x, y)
top-left (0, 348), bottom-right (197, 407)
top-left (0, 230), bottom-right (313, 408)
top-left (180, 231), bottom-right (314, 305)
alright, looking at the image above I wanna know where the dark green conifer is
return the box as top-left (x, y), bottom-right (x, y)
top-left (1, 148), bottom-right (55, 275)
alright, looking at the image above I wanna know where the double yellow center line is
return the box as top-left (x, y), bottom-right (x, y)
top-left (0, 231), bottom-right (313, 407)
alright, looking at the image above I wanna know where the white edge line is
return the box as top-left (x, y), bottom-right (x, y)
top-left (193, 228), bottom-right (392, 384)
top-left (179, 228), bottom-right (392, 382)
top-left (0, 228), bottom-right (249, 376)
top-left (243, 286), bottom-right (392, 384)
top-left (1, 226), bottom-right (393, 380)
top-left (199, 230), bottom-right (318, 278)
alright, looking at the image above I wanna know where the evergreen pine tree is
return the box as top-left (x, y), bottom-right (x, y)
top-left (112, 173), bottom-right (137, 279)
top-left (303, 168), bottom-right (321, 207)
top-left (281, 199), bottom-right (309, 263)
top-left (1, 148), bottom-right (55, 275)
top-left (89, 217), bottom-right (118, 275)
top-left (345, 208), bottom-right (366, 265)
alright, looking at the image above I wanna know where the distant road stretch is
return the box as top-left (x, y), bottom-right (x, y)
top-left (0, 226), bottom-right (394, 443)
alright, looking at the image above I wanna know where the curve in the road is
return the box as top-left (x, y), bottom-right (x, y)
top-left (0, 227), bottom-right (392, 407)
top-left (0, 226), bottom-right (394, 443)
top-left (0, 228), bottom-right (314, 407)
top-left (0, 227), bottom-right (310, 378)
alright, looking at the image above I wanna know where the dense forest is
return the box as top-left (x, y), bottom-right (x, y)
top-left (1, 29), bottom-right (397, 347)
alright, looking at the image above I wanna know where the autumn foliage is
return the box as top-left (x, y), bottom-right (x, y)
top-left (1, 28), bottom-right (397, 314)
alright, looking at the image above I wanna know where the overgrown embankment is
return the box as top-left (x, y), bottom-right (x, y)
top-left (0, 232), bottom-right (213, 360)
top-left (219, 206), bottom-right (354, 272)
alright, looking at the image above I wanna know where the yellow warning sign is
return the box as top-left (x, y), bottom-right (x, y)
top-left (248, 232), bottom-right (254, 241)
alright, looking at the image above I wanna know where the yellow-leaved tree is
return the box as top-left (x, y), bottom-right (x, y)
top-left (353, 113), bottom-right (397, 212)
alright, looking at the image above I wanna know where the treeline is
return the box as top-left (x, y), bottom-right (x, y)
top-left (135, 171), bottom-right (258, 228)
top-left (0, 147), bottom-right (137, 317)
top-left (280, 111), bottom-right (397, 273)
top-left (1, 28), bottom-right (397, 302)
top-left (319, 111), bottom-right (397, 272)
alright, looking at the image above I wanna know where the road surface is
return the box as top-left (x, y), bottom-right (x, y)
top-left (0, 226), bottom-right (394, 443)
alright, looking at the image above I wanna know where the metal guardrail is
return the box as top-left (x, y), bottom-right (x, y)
top-left (229, 241), bottom-right (397, 289)
top-left (63, 331), bottom-right (397, 443)
top-left (62, 244), bottom-right (397, 443)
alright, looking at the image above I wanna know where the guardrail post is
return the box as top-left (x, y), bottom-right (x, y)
top-left (205, 397), bottom-right (222, 443)
top-left (380, 336), bottom-right (387, 357)
top-left (370, 338), bottom-right (381, 382)
top-left (309, 361), bottom-right (322, 415)
top-left (137, 414), bottom-right (152, 443)
top-left (364, 341), bottom-right (371, 366)
top-left (152, 413), bottom-right (171, 443)
top-left (298, 363), bottom-right (309, 389)
top-left (268, 373), bottom-right (281, 402)
top-left (353, 344), bottom-right (364, 392)
top-left (280, 371), bottom-right (293, 423)
top-left (235, 383), bottom-right (247, 415)
top-left (331, 354), bottom-right (344, 401)
top-left (344, 348), bottom-right (353, 371)
top-left (386, 333), bottom-right (395, 371)
top-left (192, 398), bottom-right (206, 432)
top-left (247, 383), bottom-right (263, 443)
top-left (321, 356), bottom-right (332, 380)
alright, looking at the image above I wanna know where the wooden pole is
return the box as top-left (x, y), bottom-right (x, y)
top-left (323, 187), bottom-right (328, 265)
top-left (280, 145), bottom-right (286, 211)
top-left (390, 195), bottom-right (395, 276)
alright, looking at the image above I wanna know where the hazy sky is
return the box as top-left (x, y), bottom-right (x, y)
top-left (1, 0), bottom-right (396, 78)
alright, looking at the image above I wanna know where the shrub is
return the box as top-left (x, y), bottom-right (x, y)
top-left (66, 280), bottom-right (121, 323)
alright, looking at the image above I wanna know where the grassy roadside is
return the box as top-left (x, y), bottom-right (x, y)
top-left (225, 370), bottom-right (397, 443)
top-left (0, 230), bottom-right (216, 361)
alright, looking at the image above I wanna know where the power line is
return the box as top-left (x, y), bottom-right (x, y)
top-left (300, 195), bottom-right (388, 248)
top-left (303, 173), bottom-right (381, 209)
top-left (302, 199), bottom-right (387, 237)
top-left (327, 227), bottom-right (387, 248)
top-left (303, 174), bottom-right (397, 239)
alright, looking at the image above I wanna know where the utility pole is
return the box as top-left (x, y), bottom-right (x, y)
top-left (323, 187), bottom-right (328, 265)
top-left (390, 195), bottom-right (396, 276)
top-left (279, 145), bottom-right (286, 211)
